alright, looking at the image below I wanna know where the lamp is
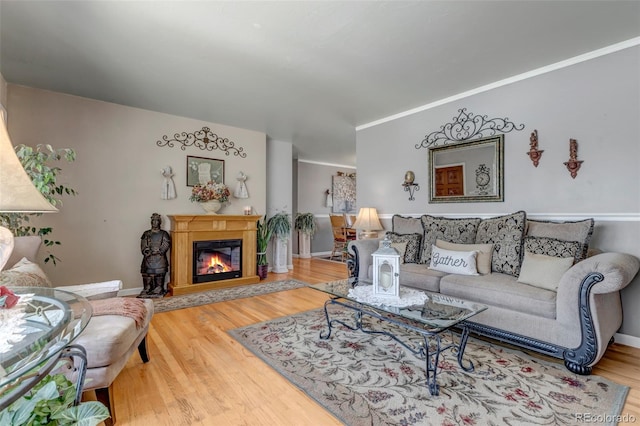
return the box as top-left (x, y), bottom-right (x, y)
top-left (0, 112), bottom-right (57, 269)
top-left (352, 207), bottom-right (383, 239)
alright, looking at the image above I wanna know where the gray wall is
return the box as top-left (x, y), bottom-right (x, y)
top-left (355, 46), bottom-right (640, 339)
top-left (294, 160), bottom-right (356, 255)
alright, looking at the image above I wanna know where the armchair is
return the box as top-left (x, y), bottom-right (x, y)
top-left (1, 236), bottom-right (154, 426)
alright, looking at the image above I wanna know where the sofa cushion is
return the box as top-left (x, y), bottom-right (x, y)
top-left (428, 245), bottom-right (479, 275)
top-left (399, 263), bottom-right (445, 292)
top-left (517, 251), bottom-right (574, 291)
top-left (419, 215), bottom-right (481, 265)
top-left (475, 211), bottom-right (526, 276)
top-left (524, 236), bottom-right (582, 264)
top-left (5, 236), bottom-right (42, 270)
top-left (386, 232), bottom-right (422, 263)
top-left (440, 272), bottom-right (556, 319)
top-left (526, 218), bottom-right (594, 262)
top-left (0, 257), bottom-right (52, 287)
top-left (392, 214), bottom-right (423, 235)
top-left (435, 240), bottom-right (494, 275)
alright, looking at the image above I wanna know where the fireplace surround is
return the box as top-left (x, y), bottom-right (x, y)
top-left (168, 214), bottom-right (261, 295)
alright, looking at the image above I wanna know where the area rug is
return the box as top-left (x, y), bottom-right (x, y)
top-left (229, 307), bottom-right (628, 426)
top-left (153, 280), bottom-right (307, 313)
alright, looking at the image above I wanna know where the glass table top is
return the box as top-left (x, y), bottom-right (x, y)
top-left (0, 287), bottom-right (92, 393)
top-left (309, 278), bottom-right (487, 331)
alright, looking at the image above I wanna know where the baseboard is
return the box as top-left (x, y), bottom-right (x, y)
top-left (614, 332), bottom-right (640, 348)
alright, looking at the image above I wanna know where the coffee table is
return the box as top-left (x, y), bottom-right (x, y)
top-left (308, 278), bottom-right (487, 395)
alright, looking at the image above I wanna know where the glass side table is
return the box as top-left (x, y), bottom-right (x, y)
top-left (0, 287), bottom-right (92, 410)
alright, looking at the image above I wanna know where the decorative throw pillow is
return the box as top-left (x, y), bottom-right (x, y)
top-left (420, 215), bottom-right (481, 265)
top-left (517, 251), bottom-right (574, 291)
top-left (428, 245), bottom-right (479, 276)
top-left (435, 240), bottom-right (494, 275)
top-left (526, 218), bottom-right (594, 262)
top-left (392, 215), bottom-right (423, 235)
top-left (524, 236), bottom-right (582, 264)
top-left (386, 232), bottom-right (422, 263)
top-left (0, 257), bottom-right (52, 288)
top-left (378, 240), bottom-right (408, 264)
top-left (475, 211), bottom-right (527, 276)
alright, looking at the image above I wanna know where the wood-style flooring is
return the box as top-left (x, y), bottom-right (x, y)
top-left (97, 257), bottom-right (640, 425)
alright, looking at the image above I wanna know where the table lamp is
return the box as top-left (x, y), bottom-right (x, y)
top-left (0, 113), bottom-right (57, 270)
top-left (352, 207), bottom-right (383, 239)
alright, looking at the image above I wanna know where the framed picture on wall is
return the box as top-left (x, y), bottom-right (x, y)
top-left (186, 156), bottom-right (225, 187)
top-left (332, 175), bottom-right (357, 214)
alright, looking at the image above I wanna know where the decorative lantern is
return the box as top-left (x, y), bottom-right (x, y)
top-left (372, 236), bottom-right (400, 298)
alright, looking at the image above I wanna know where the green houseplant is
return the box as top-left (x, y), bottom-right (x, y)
top-left (294, 213), bottom-right (316, 259)
top-left (0, 373), bottom-right (110, 426)
top-left (256, 216), bottom-right (272, 279)
top-left (0, 144), bottom-right (77, 265)
top-left (267, 212), bottom-right (291, 273)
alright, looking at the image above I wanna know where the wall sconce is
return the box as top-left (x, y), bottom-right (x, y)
top-left (563, 138), bottom-right (583, 179)
top-left (402, 171), bottom-right (420, 201)
top-left (527, 129), bottom-right (544, 167)
top-left (353, 207), bottom-right (383, 239)
top-left (325, 189), bottom-right (333, 208)
top-left (234, 171), bottom-right (249, 198)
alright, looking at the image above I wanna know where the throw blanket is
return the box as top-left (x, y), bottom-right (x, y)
top-left (89, 298), bottom-right (147, 329)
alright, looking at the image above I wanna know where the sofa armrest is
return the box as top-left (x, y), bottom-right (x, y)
top-left (55, 280), bottom-right (123, 300)
top-left (347, 238), bottom-right (382, 280)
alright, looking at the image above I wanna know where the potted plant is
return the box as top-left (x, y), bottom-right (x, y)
top-left (0, 373), bottom-right (110, 425)
top-left (267, 212), bottom-right (291, 273)
top-left (294, 213), bottom-right (316, 259)
top-left (0, 144), bottom-right (77, 265)
top-left (256, 216), bottom-right (272, 279)
top-left (189, 181), bottom-right (230, 214)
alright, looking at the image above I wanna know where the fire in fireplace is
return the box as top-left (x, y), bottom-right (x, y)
top-left (193, 239), bottom-right (242, 283)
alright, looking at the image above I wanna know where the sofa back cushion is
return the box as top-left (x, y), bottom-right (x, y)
top-left (420, 215), bottom-right (481, 265)
top-left (526, 218), bottom-right (594, 262)
top-left (475, 211), bottom-right (527, 276)
top-left (392, 214), bottom-right (423, 235)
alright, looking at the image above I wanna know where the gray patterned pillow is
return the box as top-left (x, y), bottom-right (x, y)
top-left (526, 218), bottom-right (594, 262)
top-left (524, 236), bottom-right (581, 264)
top-left (475, 211), bottom-right (527, 276)
top-left (419, 216), bottom-right (481, 265)
top-left (386, 232), bottom-right (422, 264)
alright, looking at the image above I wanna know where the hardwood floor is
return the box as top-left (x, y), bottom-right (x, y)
top-left (103, 258), bottom-right (640, 425)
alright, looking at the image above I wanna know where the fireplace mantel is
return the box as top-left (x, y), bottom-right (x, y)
top-left (168, 214), bottom-right (261, 295)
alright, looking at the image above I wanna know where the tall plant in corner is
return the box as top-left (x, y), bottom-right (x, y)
top-left (0, 144), bottom-right (77, 264)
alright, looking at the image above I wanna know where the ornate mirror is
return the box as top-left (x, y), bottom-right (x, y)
top-left (428, 135), bottom-right (504, 203)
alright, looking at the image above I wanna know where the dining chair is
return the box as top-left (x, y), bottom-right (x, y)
top-left (329, 215), bottom-right (356, 261)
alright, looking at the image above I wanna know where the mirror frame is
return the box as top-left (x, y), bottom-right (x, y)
top-left (428, 135), bottom-right (504, 203)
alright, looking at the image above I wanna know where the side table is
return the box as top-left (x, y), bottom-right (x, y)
top-left (0, 287), bottom-right (92, 410)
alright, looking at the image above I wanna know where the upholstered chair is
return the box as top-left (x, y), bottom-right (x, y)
top-left (0, 236), bottom-right (154, 426)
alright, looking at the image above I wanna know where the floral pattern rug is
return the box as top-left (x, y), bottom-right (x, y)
top-left (229, 306), bottom-right (628, 426)
top-left (153, 280), bottom-right (306, 313)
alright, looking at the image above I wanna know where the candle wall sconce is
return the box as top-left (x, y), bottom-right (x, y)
top-left (402, 170), bottom-right (420, 201)
top-left (527, 129), bottom-right (544, 167)
top-left (563, 138), bottom-right (583, 179)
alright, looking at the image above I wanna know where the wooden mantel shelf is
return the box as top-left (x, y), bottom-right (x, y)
top-left (167, 214), bottom-right (262, 296)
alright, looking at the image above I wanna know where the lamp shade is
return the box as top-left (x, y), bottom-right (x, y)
top-left (353, 207), bottom-right (383, 231)
top-left (0, 118), bottom-right (57, 213)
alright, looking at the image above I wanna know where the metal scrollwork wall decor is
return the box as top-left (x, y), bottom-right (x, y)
top-left (416, 108), bottom-right (525, 149)
top-left (156, 126), bottom-right (247, 157)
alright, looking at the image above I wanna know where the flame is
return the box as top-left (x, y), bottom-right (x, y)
top-left (205, 253), bottom-right (231, 273)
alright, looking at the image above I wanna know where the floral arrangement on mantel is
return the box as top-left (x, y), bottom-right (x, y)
top-left (189, 181), bottom-right (231, 203)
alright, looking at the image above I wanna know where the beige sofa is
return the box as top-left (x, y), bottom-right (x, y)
top-left (348, 212), bottom-right (640, 374)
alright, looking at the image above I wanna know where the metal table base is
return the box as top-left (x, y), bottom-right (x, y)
top-left (319, 297), bottom-right (474, 396)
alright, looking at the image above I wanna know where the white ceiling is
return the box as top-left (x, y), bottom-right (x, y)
top-left (1, 1), bottom-right (639, 166)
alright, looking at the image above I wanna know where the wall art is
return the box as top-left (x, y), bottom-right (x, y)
top-left (186, 156), bottom-right (224, 187)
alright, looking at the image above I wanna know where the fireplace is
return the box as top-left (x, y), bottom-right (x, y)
top-left (168, 214), bottom-right (260, 295)
top-left (193, 239), bottom-right (242, 283)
